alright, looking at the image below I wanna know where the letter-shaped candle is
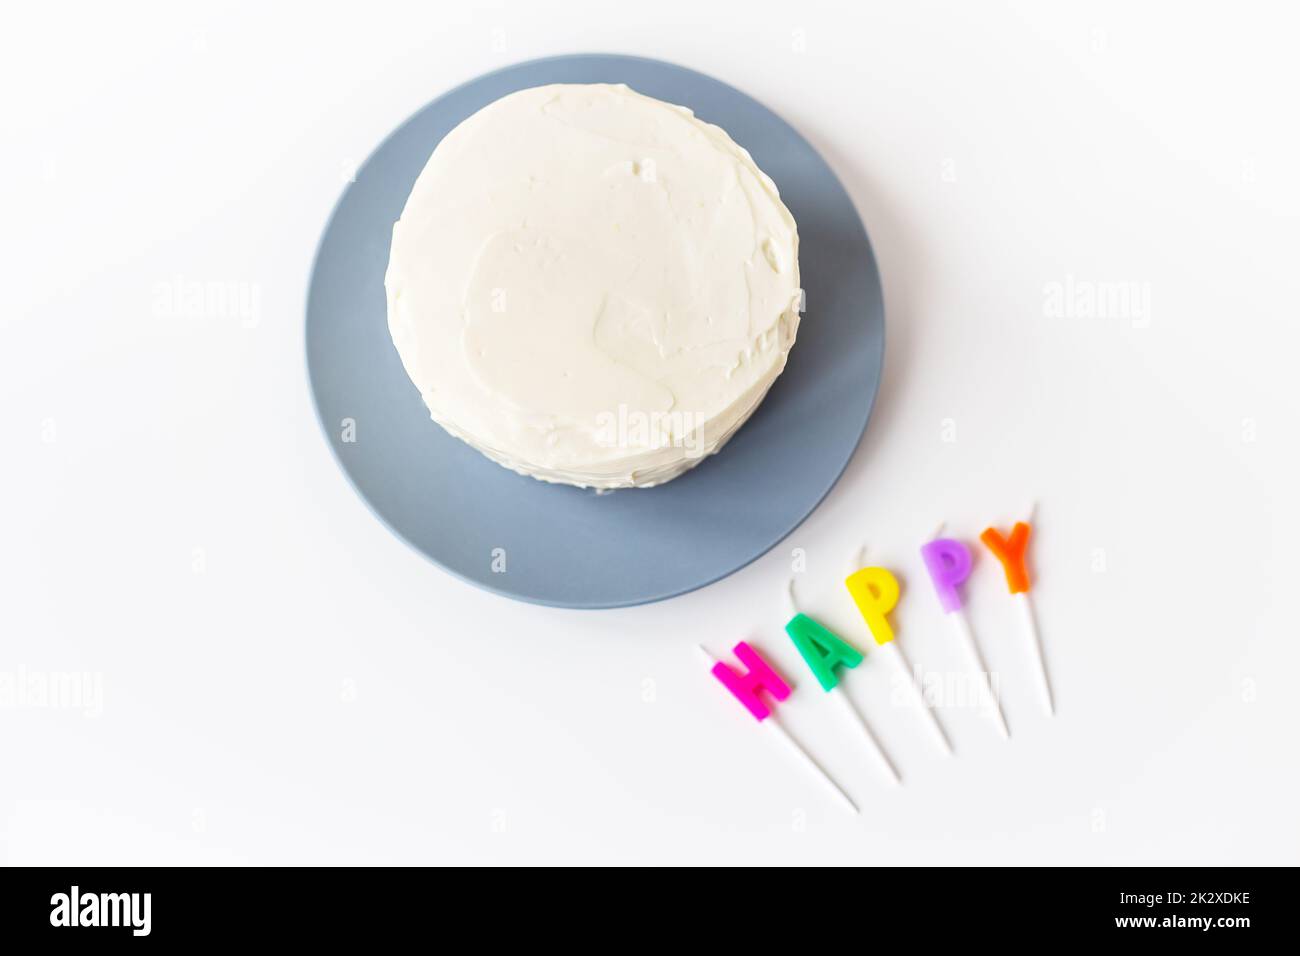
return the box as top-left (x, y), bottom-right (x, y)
top-left (842, 554), bottom-right (953, 755)
top-left (699, 643), bottom-right (859, 813)
top-left (709, 641), bottom-right (790, 721)
top-left (783, 607), bottom-right (898, 783)
top-left (844, 567), bottom-right (899, 645)
top-left (785, 613), bottom-right (863, 692)
top-left (920, 538), bottom-right (972, 612)
top-left (981, 520), bottom-right (1053, 714)
top-left (922, 531), bottom-right (1009, 739)
top-left (980, 523), bottom-right (1031, 593)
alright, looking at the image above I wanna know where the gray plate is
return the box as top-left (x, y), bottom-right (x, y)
top-left (306, 54), bottom-right (884, 608)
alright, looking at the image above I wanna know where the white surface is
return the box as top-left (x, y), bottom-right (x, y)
top-left (3, 0), bottom-right (1298, 865)
top-left (387, 83), bottom-right (801, 489)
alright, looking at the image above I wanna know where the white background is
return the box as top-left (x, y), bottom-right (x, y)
top-left (4, 0), bottom-right (1298, 865)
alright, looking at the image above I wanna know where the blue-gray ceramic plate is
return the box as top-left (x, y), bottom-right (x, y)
top-left (306, 54), bottom-right (884, 608)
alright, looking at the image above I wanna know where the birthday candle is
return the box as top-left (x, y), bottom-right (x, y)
top-left (784, 582), bottom-right (900, 784)
top-left (700, 642), bottom-right (859, 814)
top-left (981, 508), bottom-right (1053, 716)
top-left (920, 536), bottom-right (1010, 739)
top-left (844, 559), bottom-right (953, 755)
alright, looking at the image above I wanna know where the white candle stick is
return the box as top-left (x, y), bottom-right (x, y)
top-left (881, 640), bottom-right (952, 754)
top-left (833, 678), bottom-right (901, 783)
top-left (783, 577), bottom-right (799, 622)
top-left (787, 578), bottom-right (898, 784)
top-left (1017, 592), bottom-right (1053, 715)
top-left (950, 609), bottom-right (1009, 739)
top-left (1018, 502), bottom-right (1054, 715)
top-left (764, 713), bottom-right (861, 813)
top-left (697, 645), bottom-right (859, 814)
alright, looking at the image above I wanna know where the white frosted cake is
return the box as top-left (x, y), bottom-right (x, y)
top-left (386, 83), bottom-right (801, 489)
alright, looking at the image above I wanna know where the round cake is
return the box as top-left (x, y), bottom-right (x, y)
top-left (386, 83), bottom-right (801, 489)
